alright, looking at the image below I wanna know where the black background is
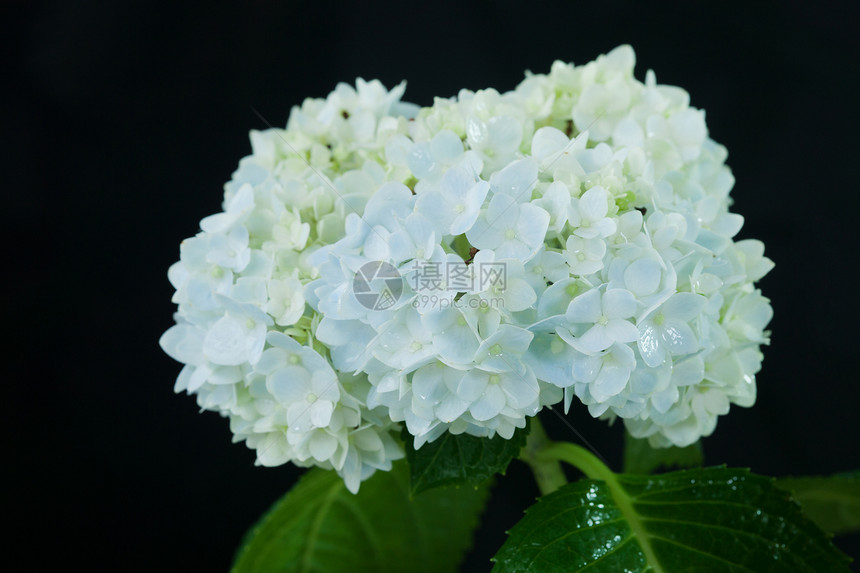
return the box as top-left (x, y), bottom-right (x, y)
top-left (5, 0), bottom-right (860, 570)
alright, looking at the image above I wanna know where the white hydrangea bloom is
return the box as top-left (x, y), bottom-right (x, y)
top-left (162, 46), bottom-right (773, 491)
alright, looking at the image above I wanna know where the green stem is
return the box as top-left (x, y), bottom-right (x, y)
top-left (519, 418), bottom-right (568, 496)
top-left (539, 442), bottom-right (614, 482)
top-left (539, 442), bottom-right (666, 573)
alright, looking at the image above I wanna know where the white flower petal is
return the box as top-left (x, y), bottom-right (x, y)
top-left (638, 323), bottom-right (666, 368)
top-left (579, 186), bottom-right (609, 220)
top-left (500, 373), bottom-right (539, 409)
top-left (516, 203), bottom-right (551, 252)
top-left (605, 319), bottom-right (639, 343)
top-left (672, 356), bottom-right (705, 386)
top-left (661, 320), bottom-right (699, 356)
top-left (309, 400), bottom-right (334, 428)
top-left (624, 258), bottom-right (662, 297)
top-left (591, 364), bottom-right (630, 401)
top-left (457, 370), bottom-right (489, 402)
top-left (532, 126), bottom-right (569, 161)
top-left (309, 431), bottom-right (338, 462)
top-left (487, 116), bottom-right (523, 154)
top-left (203, 316), bottom-right (250, 366)
top-left (662, 292), bottom-right (707, 321)
top-left (491, 158), bottom-right (537, 199)
top-left (256, 433), bottom-right (291, 467)
top-left (469, 384), bottom-right (506, 421)
top-left (566, 289), bottom-right (602, 324)
top-left (159, 325), bottom-right (205, 365)
top-left (435, 393), bottom-right (470, 423)
top-left (412, 365), bottom-right (449, 405)
top-left (430, 129), bottom-right (464, 163)
top-left (603, 289), bottom-right (637, 319)
top-left (578, 324), bottom-right (614, 353)
top-left (267, 367), bottom-right (311, 403)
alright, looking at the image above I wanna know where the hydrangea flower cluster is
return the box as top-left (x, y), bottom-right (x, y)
top-left (161, 46), bottom-right (772, 492)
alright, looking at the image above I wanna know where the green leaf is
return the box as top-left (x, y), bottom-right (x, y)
top-left (623, 433), bottom-right (703, 475)
top-left (403, 420), bottom-right (530, 495)
top-left (449, 233), bottom-right (474, 261)
top-left (493, 466), bottom-right (851, 572)
top-left (776, 472), bottom-right (860, 535)
top-left (232, 460), bottom-right (490, 573)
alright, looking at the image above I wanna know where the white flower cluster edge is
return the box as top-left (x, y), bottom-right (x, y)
top-left (161, 45), bottom-right (773, 493)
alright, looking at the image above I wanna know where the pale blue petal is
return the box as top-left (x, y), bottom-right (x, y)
top-left (255, 433), bottom-right (290, 467)
top-left (464, 179), bottom-right (491, 209)
top-left (430, 129), bottom-right (464, 163)
top-left (612, 118), bottom-right (644, 148)
top-left (562, 387), bottom-right (574, 413)
top-left (353, 428), bottom-right (384, 453)
top-left (385, 134), bottom-right (413, 166)
top-left (457, 370), bottom-right (489, 402)
top-left (466, 116), bottom-right (488, 148)
top-left (500, 372), bottom-right (540, 409)
top-left (375, 372), bottom-right (401, 393)
top-left (528, 314), bottom-right (569, 333)
top-left (697, 390), bottom-right (730, 416)
top-left (531, 126), bottom-right (569, 161)
top-left (704, 351), bottom-right (742, 385)
top-left (637, 322), bottom-right (666, 368)
top-left (578, 324), bottom-right (613, 353)
top-left (593, 217), bottom-right (617, 237)
top-left (159, 324), bottom-right (205, 365)
top-left (415, 191), bottom-right (455, 235)
top-left (493, 238), bottom-right (530, 260)
top-left (310, 370), bottom-right (339, 402)
top-left (606, 319), bottom-right (639, 343)
top-left (467, 213), bottom-right (503, 250)
top-left (469, 384), bottom-right (506, 421)
top-left (572, 353), bottom-right (602, 383)
top-left (309, 400), bottom-right (334, 427)
top-left (450, 197), bottom-right (485, 235)
top-left (247, 323), bottom-right (267, 365)
top-left (623, 258), bottom-right (662, 297)
top-left (412, 365), bottom-right (449, 405)
top-left (491, 158), bottom-right (537, 199)
top-left (287, 401), bottom-right (312, 431)
top-left (661, 320), bottom-right (699, 356)
top-left (407, 141), bottom-right (438, 179)
top-left (340, 450), bottom-right (362, 494)
top-left (591, 363), bottom-right (630, 401)
top-left (537, 279), bottom-right (576, 318)
top-left (517, 203), bottom-right (551, 250)
top-left (363, 182), bottom-right (414, 226)
top-left (309, 431), bottom-right (338, 462)
top-left (203, 316), bottom-right (249, 366)
top-left (435, 393), bottom-right (469, 422)
top-left (566, 288), bottom-right (602, 324)
top-left (267, 367), bottom-right (310, 403)
top-left (484, 192), bottom-right (520, 227)
top-left (662, 292), bottom-right (707, 321)
top-left (628, 364), bottom-right (665, 395)
top-left (603, 289), bottom-right (637, 319)
top-left (651, 386), bottom-right (679, 414)
top-left (487, 116), bottom-right (523, 154)
top-left (433, 326), bottom-right (480, 365)
top-left (579, 186), bottom-right (608, 220)
top-left (672, 355), bottom-right (705, 386)
top-left (523, 333), bottom-right (576, 387)
top-left (502, 278), bottom-right (537, 312)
